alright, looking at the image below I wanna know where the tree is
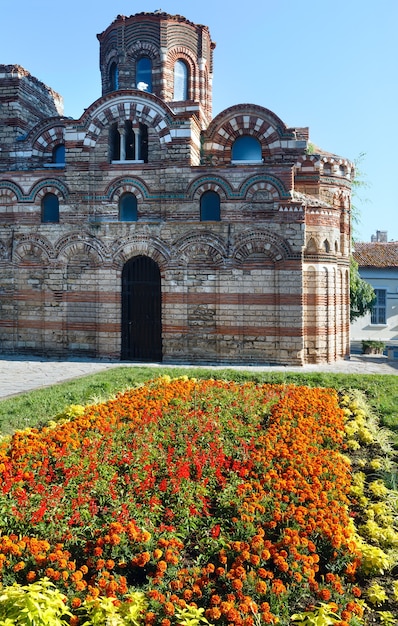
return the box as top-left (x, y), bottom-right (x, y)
top-left (350, 152), bottom-right (370, 242)
top-left (350, 257), bottom-right (376, 322)
top-left (349, 153), bottom-right (376, 321)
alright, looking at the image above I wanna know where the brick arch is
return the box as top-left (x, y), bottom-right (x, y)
top-left (111, 235), bottom-right (171, 269)
top-left (323, 238), bottom-right (331, 253)
top-left (29, 179), bottom-right (69, 202)
top-left (320, 156), bottom-right (353, 178)
top-left (241, 176), bottom-right (289, 200)
top-left (305, 237), bottom-right (318, 254)
top-left (173, 231), bottom-right (226, 266)
top-left (295, 154), bottom-right (320, 170)
top-left (105, 177), bottom-right (149, 202)
top-left (188, 176), bottom-right (232, 201)
top-left (13, 233), bottom-right (54, 262)
top-left (104, 51), bottom-right (119, 78)
top-left (233, 229), bottom-right (293, 264)
top-left (0, 181), bottom-right (22, 203)
top-left (166, 47), bottom-right (198, 99)
top-left (31, 125), bottom-right (65, 157)
top-left (127, 41), bottom-right (160, 62)
top-left (55, 232), bottom-right (107, 264)
top-left (82, 95), bottom-right (173, 148)
top-left (203, 104), bottom-right (293, 165)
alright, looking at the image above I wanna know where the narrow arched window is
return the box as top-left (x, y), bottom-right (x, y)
top-left (52, 144), bottom-right (65, 164)
top-left (232, 136), bottom-right (262, 162)
top-left (200, 191), bottom-right (220, 222)
top-left (110, 62), bottom-right (119, 91)
top-left (41, 193), bottom-right (59, 223)
top-left (125, 121), bottom-right (135, 161)
top-left (110, 123), bottom-right (120, 162)
top-left (119, 193), bottom-right (138, 222)
top-left (136, 57), bottom-right (152, 92)
top-left (174, 59), bottom-right (188, 100)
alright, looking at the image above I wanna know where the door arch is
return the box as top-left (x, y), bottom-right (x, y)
top-left (121, 255), bottom-right (162, 361)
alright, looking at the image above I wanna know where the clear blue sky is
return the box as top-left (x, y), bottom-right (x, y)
top-left (2, 0), bottom-right (397, 242)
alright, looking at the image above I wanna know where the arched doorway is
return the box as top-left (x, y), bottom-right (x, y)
top-left (121, 256), bottom-right (162, 361)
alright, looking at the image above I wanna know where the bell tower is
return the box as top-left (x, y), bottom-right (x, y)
top-left (97, 11), bottom-right (216, 128)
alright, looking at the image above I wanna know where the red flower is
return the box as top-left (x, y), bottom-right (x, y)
top-left (210, 524), bottom-right (221, 538)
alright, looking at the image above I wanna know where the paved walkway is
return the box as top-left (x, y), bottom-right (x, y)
top-left (0, 354), bottom-right (397, 400)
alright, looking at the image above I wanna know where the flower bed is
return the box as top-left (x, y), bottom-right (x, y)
top-left (0, 377), bottom-right (386, 624)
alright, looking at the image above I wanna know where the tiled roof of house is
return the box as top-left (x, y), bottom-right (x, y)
top-left (353, 242), bottom-right (398, 267)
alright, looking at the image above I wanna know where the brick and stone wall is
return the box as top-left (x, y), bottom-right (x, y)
top-left (0, 12), bottom-right (352, 365)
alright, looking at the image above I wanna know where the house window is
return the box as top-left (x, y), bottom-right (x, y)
top-left (119, 193), bottom-right (138, 221)
top-left (41, 193), bottom-right (59, 223)
top-left (371, 289), bottom-right (386, 324)
top-left (52, 144), bottom-right (65, 164)
top-left (110, 62), bottom-right (119, 91)
top-left (136, 57), bottom-right (152, 92)
top-left (231, 136), bottom-right (262, 162)
top-left (110, 122), bottom-right (148, 163)
top-left (200, 191), bottom-right (220, 221)
top-left (174, 59), bottom-right (188, 100)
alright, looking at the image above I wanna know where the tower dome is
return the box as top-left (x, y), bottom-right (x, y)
top-left (97, 11), bottom-right (216, 127)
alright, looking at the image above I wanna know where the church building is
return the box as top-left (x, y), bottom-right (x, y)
top-left (0, 11), bottom-right (352, 365)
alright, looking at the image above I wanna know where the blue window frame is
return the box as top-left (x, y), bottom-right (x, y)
top-left (371, 289), bottom-right (386, 324)
top-left (136, 57), bottom-right (152, 92)
top-left (174, 59), bottom-right (188, 100)
top-left (232, 135), bottom-right (262, 162)
top-left (41, 193), bottom-right (59, 223)
top-left (200, 191), bottom-right (220, 221)
top-left (119, 193), bottom-right (138, 222)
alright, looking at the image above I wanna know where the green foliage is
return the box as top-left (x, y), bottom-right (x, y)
top-left (290, 602), bottom-right (342, 625)
top-left (361, 340), bottom-right (386, 354)
top-left (376, 609), bottom-right (396, 624)
top-left (0, 577), bottom-right (71, 625)
top-left (365, 582), bottom-right (388, 606)
top-left (81, 591), bottom-right (147, 626)
top-left (350, 257), bottom-right (376, 322)
top-left (175, 605), bottom-right (213, 626)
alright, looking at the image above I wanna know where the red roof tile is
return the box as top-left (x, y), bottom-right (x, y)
top-left (353, 242), bottom-right (398, 267)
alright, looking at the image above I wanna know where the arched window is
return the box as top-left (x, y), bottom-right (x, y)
top-left (52, 144), bottom-right (65, 164)
top-left (110, 62), bottom-right (119, 91)
top-left (136, 57), bottom-right (152, 92)
top-left (124, 121), bottom-right (135, 161)
top-left (174, 59), bottom-right (188, 100)
top-left (232, 136), bottom-right (262, 162)
top-left (41, 193), bottom-right (59, 223)
top-left (200, 191), bottom-right (220, 221)
top-left (119, 193), bottom-right (138, 222)
top-left (110, 122), bottom-right (148, 163)
top-left (110, 123), bottom-right (121, 162)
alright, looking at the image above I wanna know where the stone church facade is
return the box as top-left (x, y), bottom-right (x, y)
top-left (0, 11), bottom-right (352, 365)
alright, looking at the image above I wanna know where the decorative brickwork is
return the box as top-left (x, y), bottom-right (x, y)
top-left (0, 11), bottom-right (352, 365)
